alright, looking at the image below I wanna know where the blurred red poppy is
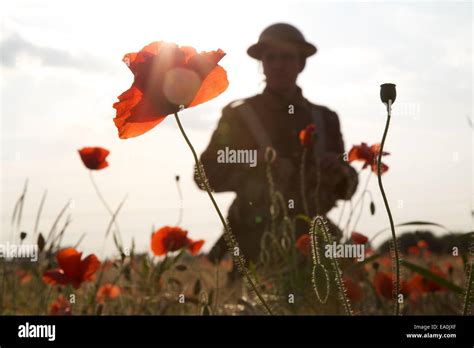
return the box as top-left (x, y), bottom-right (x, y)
top-left (151, 226), bottom-right (204, 256)
top-left (343, 277), bottom-right (363, 302)
top-left (16, 269), bottom-right (32, 285)
top-left (378, 255), bottom-right (392, 268)
top-left (348, 142), bottom-right (390, 174)
top-left (407, 266), bottom-right (447, 294)
top-left (49, 294), bottom-right (72, 316)
top-left (113, 42), bottom-right (229, 139)
top-left (417, 240), bottom-right (428, 249)
top-left (296, 234), bottom-right (311, 256)
top-left (374, 271), bottom-right (393, 299)
top-left (96, 283), bottom-right (121, 304)
top-left (374, 271), bottom-right (410, 300)
top-left (43, 248), bottom-right (101, 289)
top-left (351, 231), bottom-right (368, 245)
top-left (445, 262), bottom-right (454, 275)
top-left (78, 147), bottom-right (110, 170)
top-left (299, 124), bottom-right (317, 148)
top-left (408, 246), bottom-right (420, 256)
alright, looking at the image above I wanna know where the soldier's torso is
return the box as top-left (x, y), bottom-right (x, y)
top-left (225, 87), bottom-right (335, 229)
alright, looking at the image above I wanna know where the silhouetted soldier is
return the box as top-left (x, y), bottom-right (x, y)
top-left (195, 23), bottom-right (359, 268)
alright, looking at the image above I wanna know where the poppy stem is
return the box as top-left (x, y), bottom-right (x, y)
top-left (315, 157), bottom-right (321, 215)
top-left (462, 236), bottom-right (473, 315)
top-left (175, 176), bottom-right (184, 226)
top-left (173, 112), bottom-right (273, 315)
top-left (311, 216), bottom-right (352, 314)
top-left (350, 187), bottom-right (372, 235)
top-left (299, 148), bottom-right (309, 216)
top-left (377, 100), bottom-right (401, 315)
top-left (343, 170), bottom-right (372, 238)
top-left (89, 171), bottom-right (123, 254)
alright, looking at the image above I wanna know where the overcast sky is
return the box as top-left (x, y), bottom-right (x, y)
top-left (1, 0), bottom-right (472, 257)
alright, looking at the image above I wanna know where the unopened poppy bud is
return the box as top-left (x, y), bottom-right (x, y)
top-left (372, 262), bottom-right (380, 271)
top-left (265, 146), bottom-right (277, 164)
top-left (380, 83), bottom-right (397, 105)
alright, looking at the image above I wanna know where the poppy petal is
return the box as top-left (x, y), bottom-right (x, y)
top-left (188, 65), bottom-right (229, 108)
top-left (371, 161), bottom-right (389, 174)
top-left (348, 146), bottom-right (361, 162)
top-left (374, 272), bottom-right (394, 299)
top-left (351, 231), bottom-right (369, 245)
top-left (113, 85), bottom-right (167, 139)
top-left (344, 277), bottom-right (363, 302)
top-left (78, 147), bottom-right (110, 170)
top-left (188, 240), bottom-right (204, 255)
top-left (187, 49), bottom-right (226, 78)
top-left (43, 269), bottom-right (69, 286)
top-left (180, 46), bottom-right (198, 62)
top-left (296, 234), bottom-right (311, 256)
top-left (80, 254), bottom-right (101, 282)
top-left (57, 248), bottom-right (82, 280)
top-left (151, 230), bottom-right (166, 256)
top-left (123, 41), bottom-right (178, 74)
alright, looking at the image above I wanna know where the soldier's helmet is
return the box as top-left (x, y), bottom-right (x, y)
top-left (247, 23), bottom-right (317, 60)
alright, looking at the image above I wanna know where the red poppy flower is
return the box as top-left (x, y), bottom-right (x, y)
top-left (113, 41), bottom-right (229, 139)
top-left (445, 262), bottom-right (454, 275)
top-left (96, 283), bottom-right (121, 304)
top-left (78, 147), bottom-right (110, 170)
top-left (408, 246), bottom-right (420, 256)
top-left (151, 226), bottom-right (204, 256)
top-left (374, 271), bottom-right (412, 300)
top-left (374, 271), bottom-right (394, 299)
top-left (43, 248), bottom-right (101, 289)
top-left (351, 231), bottom-right (368, 245)
top-left (296, 234), bottom-right (311, 256)
top-left (417, 240), bottom-right (428, 249)
top-left (378, 255), bottom-right (392, 268)
top-left (343, 277), bottom-right (363, 302)
top-left (16, 269), bottom-right (32, 285)
top-left (49, 294), bottom-right (72, 316)
top-left (299, 124), bottom-right (317, 148)
top-left (348, 142), bottom-right (390, 174)
top-left (406, 268), bottom-right (446, 297)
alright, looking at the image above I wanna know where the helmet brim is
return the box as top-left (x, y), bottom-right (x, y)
top-left (247, 40), bottom-right (317, 60)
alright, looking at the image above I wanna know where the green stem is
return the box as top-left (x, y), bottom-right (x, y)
top-left (377, 101), bottom-right (401, 315)
top-left (89, 171), bottom-right (124, 254)
top-left (313, 216), bottom-right (352, 315)
top-left (175, 177), bottom-right (184, 226)
top-left (299, 148), bottom-right (309, 216)
top-left (350, 187), bottom-right (374, 236)
top-left (462, 248), bottom-right (473, 315)
top-left (336, 199), bottom-right (346, 230)
top-left (315, 158), bottom-right (321, 215)
top-left (343, 170), bottom-right (371, 238)
top-left (173, 112), bottom-right (273, 315)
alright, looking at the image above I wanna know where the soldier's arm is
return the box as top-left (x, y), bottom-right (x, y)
top-left (327, 111), bottom-right (359, 200)
top-left (195, 105), bottom-right (251, 193)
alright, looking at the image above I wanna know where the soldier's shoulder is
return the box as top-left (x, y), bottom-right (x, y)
top-left (223, 95), bottom-right (260, 113)
top-left (308, 102), bottom-right (338, 117)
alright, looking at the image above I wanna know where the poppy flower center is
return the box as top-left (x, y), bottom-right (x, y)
top-left (163, 67), bottom-right (202, 107)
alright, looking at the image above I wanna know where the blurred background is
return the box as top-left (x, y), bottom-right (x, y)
top-left (1, 0), bottom-right (472, 257)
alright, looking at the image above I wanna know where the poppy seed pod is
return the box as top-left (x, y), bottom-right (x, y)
top-left (380, 83), bottom-right (396, 104)
top-left (265, 146), bottom-right (277, 164)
